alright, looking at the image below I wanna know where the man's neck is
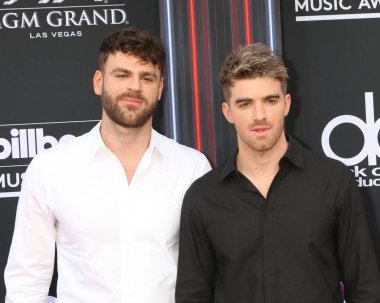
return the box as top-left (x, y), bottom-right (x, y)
top-left (237, 134), bottom-right (288, 198)
top-left (100, 117), bottom-right (153, 183)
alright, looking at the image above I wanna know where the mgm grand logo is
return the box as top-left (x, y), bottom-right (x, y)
top-left (0, 0), bottom-right (128, 38)
top-left (3, 0), bottom-right (103, 4)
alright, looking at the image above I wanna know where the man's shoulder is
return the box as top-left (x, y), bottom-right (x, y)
top-left (301, 145), bottom-right (352, 179)
top-left (31, 129), bottom-right (93, 165)
top-left (22, 129), bottom-right (93, 183)
top-left (186, 164), bottom-right (224, 192)
top-left (182, 165), bottom-right (227, 211)
top-left (153, 130), bottom-right (208, 161)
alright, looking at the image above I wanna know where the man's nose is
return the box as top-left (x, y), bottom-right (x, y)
top-left (253, 102), bottom-right (266, 121)
top-left (128, 76), bottom-right (142, 91)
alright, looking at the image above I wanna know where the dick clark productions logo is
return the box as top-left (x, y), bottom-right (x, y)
top-left (322, 92), bottom-right (380, 187)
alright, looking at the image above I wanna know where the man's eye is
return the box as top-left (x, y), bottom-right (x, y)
top-left (116, 74), bottom-right (127, 78)
top-left (267, 98), bottom-right (278, 104)
top-left (143, 77), bottom-right (154, 82)
top-left (239, 103), bottom-right (250, 108)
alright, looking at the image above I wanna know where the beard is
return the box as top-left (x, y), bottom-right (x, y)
top-left (101, 90), bottom-right (158, 128)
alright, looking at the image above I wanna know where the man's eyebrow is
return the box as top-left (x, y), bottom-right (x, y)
top-left (233, 94), bottom-right (281, 104)
top-left (110, 67), bottom-right (131, 74)
top-left (234, 97), bottom-right (253, 104)
top-left (140, 71), bottom-right (158, 79)
top-left (109, 68), bottom-right (158, 79)
top-left (264, 94), bottom-right (280, 100)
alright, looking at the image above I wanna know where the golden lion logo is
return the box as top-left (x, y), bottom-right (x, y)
top-left (4, 0), bottom-right (103, 4)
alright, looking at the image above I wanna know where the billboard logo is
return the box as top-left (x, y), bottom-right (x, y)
top-left (0, 120), bottom-right (98, 198)
top-left (0, 128), bottom-right (75, 160)
top-left (322, 92), bottom-right (380, 166)
top-left (321, 92), bottom-right (380, 187)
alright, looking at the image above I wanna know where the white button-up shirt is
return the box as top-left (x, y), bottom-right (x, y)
top-left (5, 124), bottom-right (211, 303)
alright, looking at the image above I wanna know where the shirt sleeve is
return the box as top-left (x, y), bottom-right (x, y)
top-left (4, 155), bottom-right (56, 303)
top-left (175, 187), bottom-right (216, 303)
top-left (335, 172), bottom-right (380, 302)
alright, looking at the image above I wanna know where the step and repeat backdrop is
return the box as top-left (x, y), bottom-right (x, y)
top-left (4, 0), bottom-right (378, 301)
top-left (281, 1), bottom-right (380, 265)
top-left (1, 0), bottom-right (278, 299)
top-left (159, 0), bottom-right (281, 167)
top-left (0, 0), bottom-right (160, 298)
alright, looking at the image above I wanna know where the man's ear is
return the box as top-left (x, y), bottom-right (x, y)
top-left (284, 94), bottom-right (291, 117)
top-left (158, 77), bottom-right (164, 100)
top-left (222, 102), bottom-right (234, 124)
top-left (93, 70), bottom-right (103, 96)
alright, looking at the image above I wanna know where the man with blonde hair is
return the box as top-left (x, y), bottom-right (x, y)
top-left (175, 43), bottom-right (380, 303)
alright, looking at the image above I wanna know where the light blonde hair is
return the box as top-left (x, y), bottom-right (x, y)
top-left (220, 43), bottom-right (288, 101)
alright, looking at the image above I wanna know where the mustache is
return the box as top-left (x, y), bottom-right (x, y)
top-left (116, 92), bottom-right (147, 102)
top-left (249, 121), bottom-right (271, 128)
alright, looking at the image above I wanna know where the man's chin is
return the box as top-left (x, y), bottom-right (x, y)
top-left (115, 114), bottom-right (151, 129)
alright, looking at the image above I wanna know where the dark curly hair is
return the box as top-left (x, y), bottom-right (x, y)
top-left (98, 27), bottom-right (166, 76)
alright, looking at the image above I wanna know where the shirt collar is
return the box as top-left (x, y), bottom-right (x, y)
top-left (283, 136), bottom-right (304, 168)
top-left (218, 136), bottom-right (304, 182)
top-left (87, 122), bottom-right (163, 159)
top-left (87, 122), bottom-right (105, 157)
top-left (150, 129), bottom-right (165, 158)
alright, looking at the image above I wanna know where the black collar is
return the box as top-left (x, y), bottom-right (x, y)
top-left (218, 136), bottom-right (305, 182)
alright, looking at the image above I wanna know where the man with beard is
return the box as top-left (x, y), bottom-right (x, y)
top-left (4, 27), bottom-right (211, 303)
top-left (175, 43), bottom-right (380, 303)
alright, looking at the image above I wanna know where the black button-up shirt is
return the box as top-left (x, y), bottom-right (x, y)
top-left (176, 138), bottom-right (380, 303)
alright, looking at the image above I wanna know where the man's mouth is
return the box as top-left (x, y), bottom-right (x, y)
top-left (251, 126), bottom-right (270, 135)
